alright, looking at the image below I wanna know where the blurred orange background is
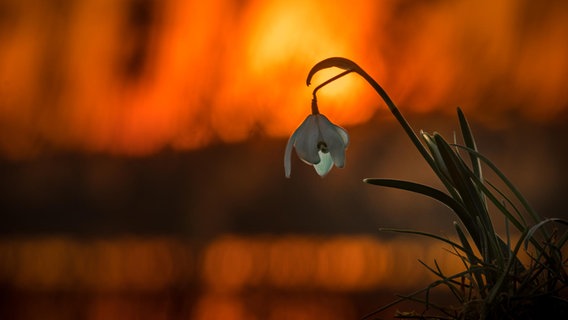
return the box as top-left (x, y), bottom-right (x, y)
top-left (2, 0), bottom-right (568, 159)
top-left (1, 0), bottom-right (568, 319)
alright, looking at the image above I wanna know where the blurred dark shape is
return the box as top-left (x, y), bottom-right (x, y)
top-left (1, 114), bottom-right (566, 237)
top-left (119, 0), bottom-right (157, 80)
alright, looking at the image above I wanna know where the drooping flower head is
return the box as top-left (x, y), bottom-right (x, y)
top-left (284, 100), bottom-right (349, 177)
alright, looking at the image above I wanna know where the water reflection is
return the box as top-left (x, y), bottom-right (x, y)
top-left (0, 235), bottom-right (470, 319)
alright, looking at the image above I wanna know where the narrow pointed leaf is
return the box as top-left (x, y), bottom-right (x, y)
top-left (454, 222), bottom-right (480, 265)
top-left (457, 107), bottom-right (483, 181)
top-left (434, 134), bottom-right (494, 253)
top-left (363, 178), bottom-right (473, 228)
top-left (452, 144), bottom-right (542, 224)
top-left (378, 227), bottom-right (467, 252)
top-left (524, 218), bottom-right (568, 250)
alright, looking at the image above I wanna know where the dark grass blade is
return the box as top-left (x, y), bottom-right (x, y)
top-left (525, 218), bottom-right (568, 250)
top-left (433, 134), bottom-right (497, 258)
top-left (452, 144), bottom-right (542, 224)
top-left (363, 178), bottom-right (475, 232)
top-left (378, 227), bottom-right (467, 253)
top-left (457, 107), bottom-right (483, 181)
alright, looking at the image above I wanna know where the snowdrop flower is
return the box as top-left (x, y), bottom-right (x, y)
top-left (284, 106), bottom-right (349, 178)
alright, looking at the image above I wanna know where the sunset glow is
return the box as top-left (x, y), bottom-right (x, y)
top-left (0, 235), bottom-right (462, 292)
top-left (1, 0), bottom-right (567, 159)
top-left (1, 234), bottom-right (551, 319)
top-left (1, 235), bottom-right (527, 293)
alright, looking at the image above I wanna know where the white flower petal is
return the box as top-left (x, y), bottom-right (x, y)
top-left (335, 125), bottom-right (349, 146)
top-left (316, 115), bottom-right (349, 168)
top-left (284, 131), bottom-right (297, 178)
top-left (283, 112), bottom-right (349, 178)
top-left (294, 115), bottom-right (321, 165)
top-left (314, 151), bottom-right (333, 177)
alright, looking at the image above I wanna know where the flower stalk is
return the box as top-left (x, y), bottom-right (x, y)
top-left (287, 56), bottom-right (568, 319)
top-left (307, 57), bottom-right (437, 173)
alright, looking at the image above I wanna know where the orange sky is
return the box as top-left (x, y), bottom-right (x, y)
top-left (1, 0), bottom-right (567, 158)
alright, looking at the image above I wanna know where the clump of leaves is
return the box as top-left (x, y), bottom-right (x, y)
top-left (305, 57), bottom-right (568, 319)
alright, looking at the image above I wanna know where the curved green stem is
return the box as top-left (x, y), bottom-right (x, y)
top-left (311, 69), bottom-right (354, 114)
top-left (307, 57), bottom-right (436, 172)
top-left (311, 69), bottom-right (354, 101)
